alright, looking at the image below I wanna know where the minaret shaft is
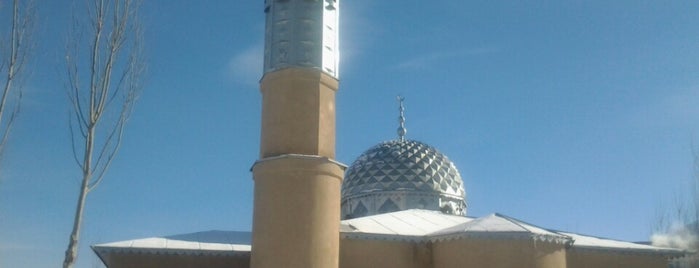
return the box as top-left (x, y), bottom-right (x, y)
top-left (251, 1), bottom-right (343, 268)
top-left (259, 68), bottom-right (338, 159)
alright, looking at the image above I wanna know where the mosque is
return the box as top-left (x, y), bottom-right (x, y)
top-left (92, 0), bottom-right (686, 267)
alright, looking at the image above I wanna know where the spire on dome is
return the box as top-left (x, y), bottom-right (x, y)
top-left (397, 95), bottom-right (407, 141)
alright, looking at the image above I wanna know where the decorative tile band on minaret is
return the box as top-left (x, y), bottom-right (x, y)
top-left (263, 0), bottom-right (340, 78)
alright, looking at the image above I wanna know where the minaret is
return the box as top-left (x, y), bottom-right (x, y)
top-left (251, 0), bottom-right (343, 268)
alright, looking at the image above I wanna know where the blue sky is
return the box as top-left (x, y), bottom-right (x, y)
top-left (1, 1), bottom-right (699, 267)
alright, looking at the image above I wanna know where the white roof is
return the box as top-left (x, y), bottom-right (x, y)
top-left (92, 210), bottom-right (685, 257)
top-left (92, 230), bottom-right (251, 257)
top-left (340, 209), bottom-right (472, 240)
top-left (429, 213), bottom-right (570, 244)
top-left (341, 210), bottom-right (685, 255)
top-left (341, 210), bottom-right (567, 243)
top-left (431, 213), bottom-right (560, 235)
top-left (560, 231), bottom-right (686, 255)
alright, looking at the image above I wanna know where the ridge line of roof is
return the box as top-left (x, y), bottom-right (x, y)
top-left (494, 213), bottom-right (568, 238)
top-left (494, 213), bottom-right (531, 233)
top-left (393, 211), bottom-right (430, 233)
top-left (373, 215), bottom-right (399, 235)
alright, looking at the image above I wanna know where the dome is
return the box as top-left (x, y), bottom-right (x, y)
top-left (341, 139), bottom-right (467, 219)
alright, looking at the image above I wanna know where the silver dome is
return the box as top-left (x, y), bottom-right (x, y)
top-left (341, 139), bottom-right (467, 219)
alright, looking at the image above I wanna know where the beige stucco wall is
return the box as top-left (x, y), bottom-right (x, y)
top-left (340, 238), bottom-right (432, 268)
top-left (566, 249), bottom-right (669, 268)
top-left (251, 156), bottom-right (344, 268)
top-left (99, 252), bottom-right (249, 268)
top-left (258, 68), bottom-right (338, 159)
top-left (432, 238), bottom-right (567, 268)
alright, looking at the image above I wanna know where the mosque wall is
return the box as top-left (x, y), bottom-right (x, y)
top-left (97, 236), bottom-right (680, 268)
top-left (340, 239), bottom-right (432, 268)
top-left (566, 249), bottom-right (670, 268)
top-left (432, 238), bottom-right (567, 268)
top-left (98, 253), bottom-right (249, 268)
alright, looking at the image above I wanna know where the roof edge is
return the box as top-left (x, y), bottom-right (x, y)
top-left (429, 231), bottom-right (572, 245)
top-left (91, 245), bottom-right (251, 257)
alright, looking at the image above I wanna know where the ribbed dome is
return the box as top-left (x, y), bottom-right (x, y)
top-left (341, 139), bottom-right (467, 219)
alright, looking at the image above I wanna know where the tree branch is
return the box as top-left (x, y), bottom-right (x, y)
top-left (0, 0), bottom-right (35, 158)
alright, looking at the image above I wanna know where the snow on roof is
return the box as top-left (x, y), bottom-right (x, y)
top-left (340, 210), bottom-right (686, 255)
top-left (429, 213), bottom-right (571, 244)
top-left (559, 231), bottom-right (687, 256)
top-left (340, 209), bottom-right (472, 240)
top-left (92, 230), bottom-right (251, 257)
top-left (91, 210), bottom-right (687, 257)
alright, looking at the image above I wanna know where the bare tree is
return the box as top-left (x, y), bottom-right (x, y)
top-left (62, 0), bottom-right (145, 267)
top-left (0, 0), bottom-right (34, 160)
top-left (652, 149), bottom-right (699, 267)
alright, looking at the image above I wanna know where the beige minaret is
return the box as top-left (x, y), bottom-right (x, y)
top-left (250, 1), bottom-right (343, 268)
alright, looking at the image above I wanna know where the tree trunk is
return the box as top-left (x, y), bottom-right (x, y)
top-left (63, 126), bottom-right (94, 268)
top-left (62, 179), bottom-right (89, 268)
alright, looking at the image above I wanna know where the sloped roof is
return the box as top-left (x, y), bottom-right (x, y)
top-left (339, 210), bottom-right (686, 255)
top-left (92, 210), bottom-right (686, 258)
top-left (340, 209), bottom-right (472, 240)
top-left (428, 213), bottom-right (571, 244)
top-left (92, 230), bottom-right (251, 257)
top-left (341, 210), bottom-right (568, 244)
top-left (560, 231), bottom-right (687, 256)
